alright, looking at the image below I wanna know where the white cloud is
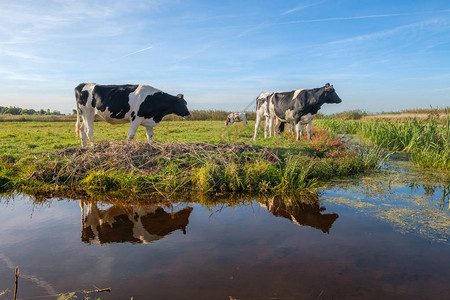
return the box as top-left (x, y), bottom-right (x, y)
top-left (281, 1), bottom-right (327, 16)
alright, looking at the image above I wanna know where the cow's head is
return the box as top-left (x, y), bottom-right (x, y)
top-left (323, 83), bottom-right (342, 104)
top-left (225, 116), bottom-right (230, 126)
top-left (174, 94), bottom-right (192, 119)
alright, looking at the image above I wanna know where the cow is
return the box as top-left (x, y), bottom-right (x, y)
top-left (75, 83), bottom-right (191, 147)
top-left (279, 113), bottom-right (316, 140)
top-left (253, 92), bottom-right (273, 140)
top-left (225, 112), bottom-right (248, 126)
top-left (259, 196), bottom-right (339, 233)
top-left (79, 201), bottom-right (193, 244)
top-left (253, 83), bottom-right (341, 141)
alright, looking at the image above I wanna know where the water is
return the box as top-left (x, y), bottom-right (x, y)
top-left (0, 160), bottom-right (449, 299)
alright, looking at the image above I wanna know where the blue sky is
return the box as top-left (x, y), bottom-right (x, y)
top-left (1, 0), bottom-right (449, 114)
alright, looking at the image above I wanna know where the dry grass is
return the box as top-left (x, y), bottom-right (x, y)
top-left (31, 141), bottom-right (264, 187)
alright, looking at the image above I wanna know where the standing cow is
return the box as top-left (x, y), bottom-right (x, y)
top-left (254, 83), bottom-right (341, 141)
top-left (225, 112), bottom-right (248, 126)
top-left (253, 92), bottom-right (273, 140)
top-left (75, 83), bottom-right (191, 147)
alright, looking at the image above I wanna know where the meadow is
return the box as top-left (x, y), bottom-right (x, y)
top-left (0, 119), bottom-right (385, 198)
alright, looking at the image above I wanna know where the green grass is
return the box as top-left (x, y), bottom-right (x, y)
top-left (0, 120), bottom-right (321, 155)
top-left (0, 120), bottom-right (387, 198)
top-left (317, 117), bottom-right (450, 170)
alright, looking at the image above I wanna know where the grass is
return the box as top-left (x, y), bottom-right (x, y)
top-left (0, 120), bottom-right (387, 198)
top-left (317, 116), bottom-right (450, 170)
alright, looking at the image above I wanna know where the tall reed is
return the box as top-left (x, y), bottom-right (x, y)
top-left (317, 117), bottom-right (450, 170)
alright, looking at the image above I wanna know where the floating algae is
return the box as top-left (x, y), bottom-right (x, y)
top-left (323, 158), bottom-right (450, 243)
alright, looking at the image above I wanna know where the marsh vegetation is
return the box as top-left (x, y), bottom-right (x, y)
top-left (318, 116), bottom-right (450, 170)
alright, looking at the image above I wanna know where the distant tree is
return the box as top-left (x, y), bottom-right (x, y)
top-left (72, 109), bottom-right (77, 115)
top-left (21, 109), bottom-right (37, 115)
top-left (46, 109), bottom-right (51, 115)
top-left (39, 109), bottom-right (46, 115)
top-left (52, 110), bottom-right (62, 115)
top-left (5, 107), bottom-right (22, 115)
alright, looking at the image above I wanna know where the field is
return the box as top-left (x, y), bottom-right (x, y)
top-left (0, 119), bottom-right (385, 198)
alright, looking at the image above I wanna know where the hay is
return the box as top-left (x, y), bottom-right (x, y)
top-left (38, 141), bottom-right (263, 185)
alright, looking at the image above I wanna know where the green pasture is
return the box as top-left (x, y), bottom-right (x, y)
top-left (0, 120), bottom-right (309, 156)
top-left (0, 119), bottom-right (386, 197)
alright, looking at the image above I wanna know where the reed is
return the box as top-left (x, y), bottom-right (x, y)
top-left (317, 116), bottom-right (450, 170)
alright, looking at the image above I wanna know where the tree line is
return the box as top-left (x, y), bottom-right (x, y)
top-left (0, 106), bottom-right (64, 116)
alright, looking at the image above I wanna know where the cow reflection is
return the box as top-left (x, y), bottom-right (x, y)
top-left (260, 197), bottom-right (338, 233)
top-left (80, 201), bottom-right (193, 244)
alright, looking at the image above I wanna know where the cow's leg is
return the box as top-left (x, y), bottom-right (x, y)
top-left (145, 126), bottom-right (154, 143)
top-left (127, 121), bottom-right (141, 141)
top-left (273, 118), bottom-right (280, 138)
top-left (306, 122), bottom-right (312, 140)
top-left (244, 116), bottom-right (248, 125)
top-left (299, 123), bottom-right (304, 139)
top-left (268, 116), bottom-right (274, 137)
top-left (81, 113), bottom-right (95, 146)
top-left (289, 122), bottom-right (294, 134)
top-left (79, 200), bottom-right (85, 224)
top-left (80, 122), bottom-right (88, 147)
top-left (264, 116), bottom-right (269, 138)
top-left (295, 122), bottom-right (301, 141)
top-left (253, 114), bottom-right (262, 141)
top-left (86, 117), bottom-right (95, 146)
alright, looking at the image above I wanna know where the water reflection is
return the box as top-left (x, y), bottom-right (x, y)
top-left (260, 196), bottom-right (339, 233)
top-left (78, 194), bottom-right (339, 245)
top-left (80, 201), bottom-right (193, 244)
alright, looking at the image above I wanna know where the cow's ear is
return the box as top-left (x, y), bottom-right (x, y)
top-left (325, 83), bottom-right (330, 87)
top-left (177, 94), bottom-right (184, 99)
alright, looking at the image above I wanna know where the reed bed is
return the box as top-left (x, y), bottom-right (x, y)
top-left (318, 117), bottom-right (450, 170)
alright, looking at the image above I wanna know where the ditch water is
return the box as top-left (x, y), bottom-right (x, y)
top-left (0, 158), bottom-right (449, 299)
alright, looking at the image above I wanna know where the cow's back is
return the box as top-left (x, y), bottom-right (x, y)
top-left (91, 84), bottom-right (139, 119)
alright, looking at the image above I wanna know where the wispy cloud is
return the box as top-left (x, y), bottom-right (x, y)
top-left (327, 18), bottom-right (448, 46)
top-left (281, 1), bottom-right (327, 16)
top-left (283, 9), bottom-right (450, 24)
top-left (104, 46), bottom-right (154, 63)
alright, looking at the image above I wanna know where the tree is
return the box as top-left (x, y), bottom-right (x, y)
top-left (5, 107), bottom-right (21, 115)
top-left (21, 109), bottom-right (37, 115)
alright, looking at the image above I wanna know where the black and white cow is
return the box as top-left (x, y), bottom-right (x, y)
top-left (254, 83), bottom-right (341, 141)
top-left (79, 201), bottom-right (193, 244)
top-left (75, 83), bottom-right (191, 147)
top-left (259, 196), bottom-right (339, 234)
top-left (225, 112), bottom-right (248, 126)
top-left (253, 92), bottom-right (273, 140)
top-left (269, 83), bottom-right (341, 140)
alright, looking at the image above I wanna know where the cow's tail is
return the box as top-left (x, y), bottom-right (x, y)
top-left (74, 85), bottom-right (83, 139)
top-left (75, 106), bottom-right (81, 139)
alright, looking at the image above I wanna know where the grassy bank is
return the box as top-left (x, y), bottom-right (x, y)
top-left (317, 117), bottom-right (450, 170)
top-left (0, 120), bottom-right (386, 197)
